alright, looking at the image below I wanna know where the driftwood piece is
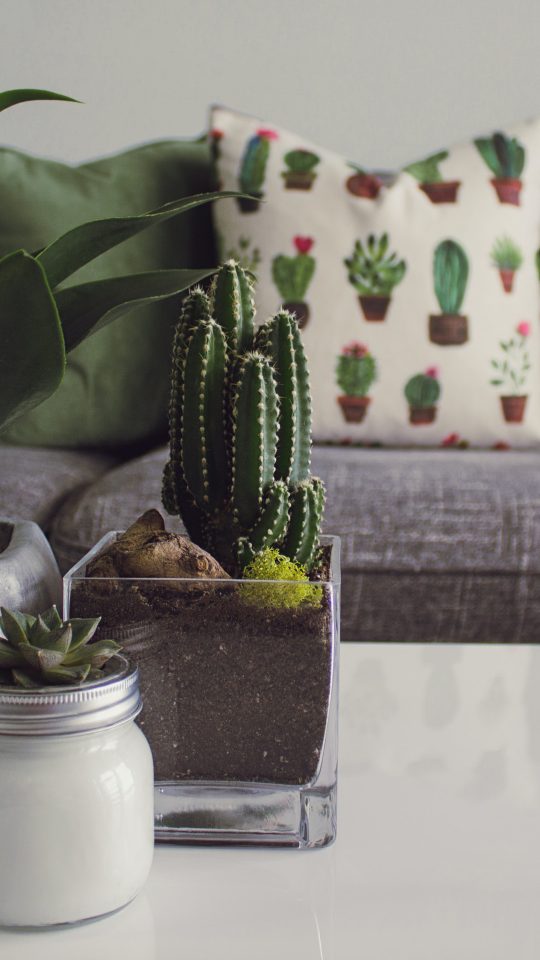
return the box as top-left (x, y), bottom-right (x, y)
top-left (87, 510), bottom-right (230, 581)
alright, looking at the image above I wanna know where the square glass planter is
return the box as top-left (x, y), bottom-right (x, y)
top-left (64, 535), bottom-right (340, 848)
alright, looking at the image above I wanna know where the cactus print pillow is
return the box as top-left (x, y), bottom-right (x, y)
top-left (210, 106), bottom-right (540, 448)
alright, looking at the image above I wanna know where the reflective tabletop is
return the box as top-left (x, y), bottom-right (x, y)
top-left (3, 642), bottom-right (540, 959)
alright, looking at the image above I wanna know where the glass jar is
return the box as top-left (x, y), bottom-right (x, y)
top-left (0, 658), bottom-right (154, 927)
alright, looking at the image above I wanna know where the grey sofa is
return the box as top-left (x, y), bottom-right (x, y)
top-left (2, 442), bottom-right (539, 643)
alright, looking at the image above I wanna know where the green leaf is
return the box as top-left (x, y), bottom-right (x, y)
top-left (41, 606), bottom-right (63, 631)
top-left (0, 641), bottom-right (21, 668)
top-left (42, 664), bottom-right (91, 684)
top-left (56, 268), bottom-right (217, 352)
top-left (38, 191), bottom-right (246, 289)
top-left (0, 608), bottom-right (36, 648)
top-left (68, 618), bottom-right (101, 652)
top-left (65, 639), bottom-right (120, 668)
top-left (0, 251), bottom-right (65, 430)
top-left (0, 88), bottom-right (80, 113)
top-left (12, 670), bottom-right (40, 689)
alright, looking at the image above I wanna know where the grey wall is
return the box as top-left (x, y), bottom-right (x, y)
top-left (1, 0), bottom-right (539, 168)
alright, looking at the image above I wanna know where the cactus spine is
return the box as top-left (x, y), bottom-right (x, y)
top-left (163, 261), bottom-right (325, 576)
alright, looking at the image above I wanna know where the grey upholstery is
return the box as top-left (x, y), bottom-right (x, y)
top-left (50, 445), bottom-right (540, 643)
top-left (0, 445), bottom-right (116, 531)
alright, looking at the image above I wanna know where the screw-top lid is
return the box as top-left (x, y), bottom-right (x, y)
top-left (0, 656), bottom-right (141, 736)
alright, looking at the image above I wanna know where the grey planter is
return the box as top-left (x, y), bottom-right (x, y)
top-left (0, 519), bottom-right (61, 612)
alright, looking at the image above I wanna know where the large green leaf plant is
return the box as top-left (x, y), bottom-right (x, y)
top-left (0, 89), bottom-right (242, 431)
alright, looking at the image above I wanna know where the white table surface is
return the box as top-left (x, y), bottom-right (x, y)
top-left (3, 641), bottom-right (540, 959)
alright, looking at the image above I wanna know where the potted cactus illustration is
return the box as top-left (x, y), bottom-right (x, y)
top-left (237, 128), bottom-right (278, 212)
top-left (404, 367), bottom-right (441, 424)
top-left (336, 342), bottom-right (377, 423)
top-left (490, 236), bottom-right (523, 293)
top-left (429, 240), bottom-right (469, 345)
top-left (474, 132), bottom-right (525, 205)
top-left (281, 149), bottom-right (320, 190)
top-left (404, 150), bottom-right (460, 203)
top-left (490, 321), bottom-right (531, 423)
top-left (344, 233), bottom-right (406, 321)
top-left (345, 164), bottom-right (382, 199)
top-left (272, 236), bottom-right (316, 328)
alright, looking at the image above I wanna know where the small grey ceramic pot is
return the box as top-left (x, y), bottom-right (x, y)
top-left (0, 518), bottom-right (61, 612)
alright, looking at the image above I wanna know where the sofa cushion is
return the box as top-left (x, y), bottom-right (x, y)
top-left (0, 138), bottom-right (216, 449)
top-left (211, 106), bottom-right (540, 449)
top-left (51, 445), bottom-right (540, 641)
top-left (0, 445), bottom-right (116, 530)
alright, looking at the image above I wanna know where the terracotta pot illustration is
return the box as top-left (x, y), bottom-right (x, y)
top-left (419, 181), bottom-right (461, 203)
top-left (499, 268), bottom-right (515, 293)
top-left (500, 395), bottom-right (527, 423)
top-left (283, 171), bottom-right (316, 190)
top-left (429, 314), bottom-right (468, 346)
top-left (346, 172), bottom-right (382, 199)
top-left (337, 395), bottom-right (371, 423)
top-left (409, 406), bottom-right (437, 425)
top-left (284, 301), bottom-right (309, 329)
top-left (237, 196), bottom-right (262, 214)
top-left (491, 178), bottom-right (522, 206)
top-left (359, 295), bottom-right (390, 322)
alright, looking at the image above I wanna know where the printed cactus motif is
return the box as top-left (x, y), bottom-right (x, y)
top-left (429, 240), bottom-right (469, 346)
top-left (162, 261), bottom-right (324, 575)
top-left (474, 132), bottom-right (525, 205)
top-left (237, 128), bottom-right (278, 212)
top-left (345, 233), bottom-right (406, 321)
top-left (404, 150), bottom-right (460, 203)
top-left (225, 236), bottom-right (261, 274)
top-left (404, 367), bottom-right (441, 424)
top-left (336, 342), bottom-right (376, 423)
top-left (272, 237), bottom-right (316, 328)
top-left (490, 236), bottom-right (523, 293)
top-left (282, 149), bottom-right (320, 190)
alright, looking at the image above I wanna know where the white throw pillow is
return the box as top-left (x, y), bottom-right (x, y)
top-left (210, 106), bottom-right (540, 448)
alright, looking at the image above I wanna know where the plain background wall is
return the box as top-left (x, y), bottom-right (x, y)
top-left (1, 0), bottom-right (539, 168)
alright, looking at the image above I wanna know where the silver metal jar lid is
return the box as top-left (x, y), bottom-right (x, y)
top-left (0, 656), bottom-right (142, 736)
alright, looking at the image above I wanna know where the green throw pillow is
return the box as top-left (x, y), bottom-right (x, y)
top-left (0, 139), bottom-right (216, 449)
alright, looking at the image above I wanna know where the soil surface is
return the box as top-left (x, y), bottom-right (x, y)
top-left (71, 557), bottom-right (333, 785)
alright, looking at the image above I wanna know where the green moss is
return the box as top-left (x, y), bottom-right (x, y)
top-left (242, 548), bottom-right (322, 609)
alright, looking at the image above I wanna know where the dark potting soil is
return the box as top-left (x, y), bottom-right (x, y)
top-left (71, 561), bottom-right (334, 785)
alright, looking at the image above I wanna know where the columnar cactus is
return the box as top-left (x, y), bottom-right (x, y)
top-left (433, 240), bottom-right (468, 314)
top-left (162, 261), bottom-right (325, 576)
top-left (238, 129), bottom-right (277, 205)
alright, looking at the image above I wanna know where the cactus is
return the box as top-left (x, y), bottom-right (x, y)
top-left (282, 149), bottom-right (320, 189)
top-left (272, 237), bottom-right (316, 301)
top-left (238, 128), bottom-right (276, 198)
top-left (474, 132), bottom-right (525, 179)
top-left (344, 234), bottom-right (406, 296)
top-left (404, 370), bottom-right (440, 408)
top-left (162, 260), bottom-right (324, 576)
top-left (404, 151), bottom-right (449, 183)
top-left (336, 343), bottom-right (376, 397)
top-left (433, 240), bottom-right (469, 314)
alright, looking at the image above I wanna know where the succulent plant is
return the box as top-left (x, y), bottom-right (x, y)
top-left (0, 605), bottom-right (120, 688)
top-left (404, 150), bottom-right (449, 183)
top-left (490, 236), bottom-right (523, 271)
top-left (283, 149), bottom-right (320, 174)
top-left (404, 370), bottom-right (441, 408)
top-left (162, 261), bottom-right (325, 576)
top-left (344, 234), bottom-right (406, 296)
top-left (474, 132), bottom-right (525, 179)
top-left (238, 129), bottom-right (276, 198)
top-left (336, 342), bottom-right (376, 397)
top-left (433, 240), bottom-right (469, 314)
top-left (272, 237), bottom-right (316, 301)
top-left (225, 236), bottom-right (261, 274)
